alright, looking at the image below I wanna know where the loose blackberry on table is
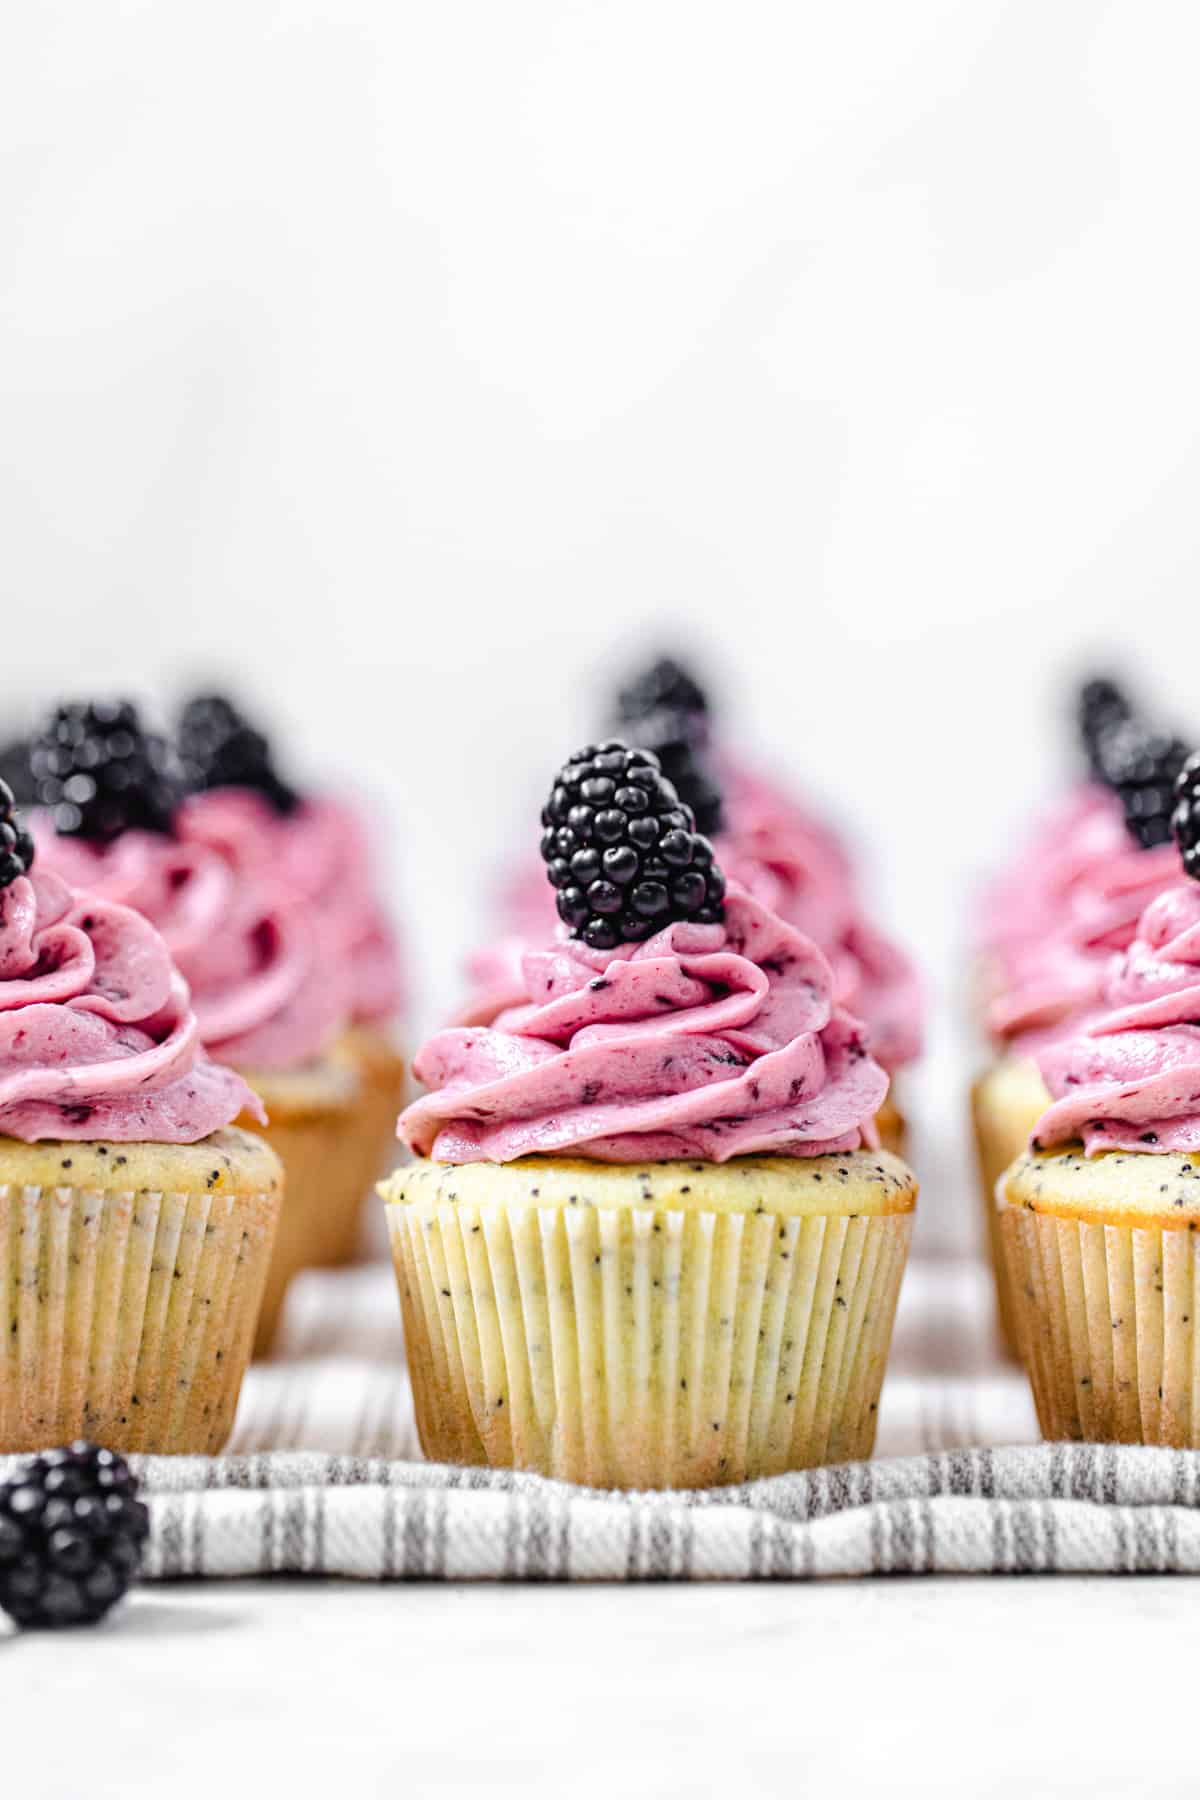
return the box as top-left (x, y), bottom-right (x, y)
top-left (30, 700), bottom-right (179, 842)
top-left (540, 741), bottom-right (726, 950)
top-left (0, 1441), bottom-right (150, 1629)
top-left (178, 692), bottom-right (298, 814)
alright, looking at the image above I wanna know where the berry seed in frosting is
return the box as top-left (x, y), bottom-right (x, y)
top-left (540, 741), bottom-right (726, 951)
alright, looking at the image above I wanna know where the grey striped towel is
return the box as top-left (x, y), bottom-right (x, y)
top-left (10, 1260), bottom-right (1199, 1580)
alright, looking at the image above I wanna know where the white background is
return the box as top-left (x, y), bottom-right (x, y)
top-left (6, 1), bottom-right (1200, 1247)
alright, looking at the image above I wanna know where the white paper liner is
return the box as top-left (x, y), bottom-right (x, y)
top-left (387, 1196), bottom-right (913, 1489)
top-left (0, 1179), bottom-right (278, 1453)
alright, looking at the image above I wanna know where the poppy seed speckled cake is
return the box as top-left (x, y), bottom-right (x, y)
top-left (382, 740), bottom-right (916, 1489)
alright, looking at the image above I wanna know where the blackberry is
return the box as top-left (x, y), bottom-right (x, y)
top-left (1078, 675), bottom-right (1134, 780)
top-left (623, 707), bottom-right (725, 836)
top-left (0, 737), bottom-right (35, 807)
top-left (178, 694), bottom-right (298, 815)
top-left (0, 781), bottom-right (34, 891)
top-left (0, 1442), bottom-right (150, 1629)
top-left (1173, 753), bottom-right (1200, 880)
top-left (30, 701), bottom-right (178, 843)
top-left (540, 740), bottom-right (726, 951)
top-left (1098, 720), bottom-right (1191, 849)
top-left (616, 656), bottom-right (710, 736)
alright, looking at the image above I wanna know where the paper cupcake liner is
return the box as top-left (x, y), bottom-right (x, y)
top-left (387, 1196), bottom-right (912, 1489)
top-left (249, 1108), bottom-right (360, 1354)
top-left (329, 1027), bottom-right (406, 1266)
top-left (971, 1081), bottom-right (1029, 1360)
top-left (1000, 1208), bottom-right (1200, 1446)
top-left (0, 1178), bottom-right (278, 1454)
top-left (875, 1093), bottom-right (907, 1160)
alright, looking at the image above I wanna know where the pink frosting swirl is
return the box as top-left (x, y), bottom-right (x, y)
top-left (460, 758), bottom-right (922, 1073)
top-left (405, 887), bottom-right (888, 1164)
top-left (716, 757), bottom-right (922, 1072)
top-left (35, 793), bottom-right (348, 1072)
top-left (979, 784), bottom-right (1181, 1043)
top-left (1035, 882), bottom-right (1200, 1155)
top-left (0, 867), bottom-right (261, 1141)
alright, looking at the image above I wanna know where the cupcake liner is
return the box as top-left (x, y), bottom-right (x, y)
top-left (1000, 1207), bottom-right (1200, 1446)
top-left (971, 1060), bottom-right (1049, 1360)
top-left (248, 1107), bottom-right (358, 1355)
top-left (0, 1176), bottom-right (278, 1454)
top-left (329, 1026), bottom-right (406, 1265)
top-left (387, 1194), bottom-right (912, 1489)
top-left (875, 1093), bottom-right (907, 1159)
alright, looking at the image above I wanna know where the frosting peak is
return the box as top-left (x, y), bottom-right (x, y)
top-left (0, 868), bottom-right (260, 1142)
top-left (1035, 881), bottom-right (1200, 1155)
top-left (404, 887), bottom-right (888, 1164)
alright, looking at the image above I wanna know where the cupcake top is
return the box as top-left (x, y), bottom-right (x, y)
top-left (404, 742), bottom-right (888, 1164)
top-left (1033, 753), bottom-right (1200, 1155)
top-left (978, 680), bottom-right (1190, 1046)
top-left (37, 792), bottom-right (347, 1073)
top-left (0, 842), bottom-right (260, 1144)
top-left (461, 728), bottom-right (921, 1073)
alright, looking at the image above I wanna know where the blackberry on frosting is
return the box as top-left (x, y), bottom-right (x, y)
top-left (1173, 751), bottom-right (1200, 880)
top-left (540, 741), bottom-right (726, 951)
top-left (0, 780), bottom-right (34, 890)
top-left (1077, 675), bottom-right (1134, 779)
top-left (1098, 720), bottom-right (1191, 850)
top-left (30, 700), bottom-right (179, 843)
top-left (616, 655), bottom-right (710, 733)
top-left (613, 655), bottom-right (724, 836)
top-left (178, 693), bottom-right (298, 815)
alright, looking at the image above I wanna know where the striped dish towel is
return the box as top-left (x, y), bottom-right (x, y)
top-left (10, 1260), bottom-right (1200, 1580)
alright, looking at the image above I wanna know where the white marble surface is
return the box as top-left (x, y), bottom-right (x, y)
top-left (7, 1574), bottom-right (1195, 1797)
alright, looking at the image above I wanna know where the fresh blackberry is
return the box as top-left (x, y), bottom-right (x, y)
top-left (1098, 720), bottom-right (1191, 849)
top-left (540, 740), bottom-right (726, 951)
top-left (177, 693), bottom-right (298, 815)
top-left (0, 1442), bottom-right (150, 1629)
top-left (1078, 676), bottom-right (1134, 779)
top-left (616, 656), bottom-right (710, 736)
top-left (0, 737), bottom-right (35, 807)
top-left (0, 780), bottom-right (34, 891)
top-left (624, 707), bottom-right (725, 836)
top-left (30, 701), bottom-right (179, 843)
top-left (1173, 753), bottom-right (1200, 880)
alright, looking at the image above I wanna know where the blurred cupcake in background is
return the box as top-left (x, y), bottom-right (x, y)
top-left (997, 752), bottom-right (1200, 1442)
top-left (18, 696), bottom-right (401, 1351)
top-left (177, 693), bottom-right (408, 1262)
top-left (460, 653), bottom-right (922, 1154)
top-left (383, 740), bottom-right (916, 1489)
top-left (972, 676), bottom-right (1188, 1353)
top-left (0, 779), bottom-right (281, 1452)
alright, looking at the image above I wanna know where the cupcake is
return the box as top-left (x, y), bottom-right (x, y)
top-left (997, 753), bottom-right (1200, 1442)
top-left (26, 700), bottom-right (366, 1350)
top-left (462, 657), bottom-right (922, 1155)
top-left (0, 781), bottom-right (281, 1453)
top-left (972, 679), bottom-right (1187, 1352)
top-left (178, 693), bottom-right (408, 1258)
top-left (383, 742), bottom-right (917, 1489)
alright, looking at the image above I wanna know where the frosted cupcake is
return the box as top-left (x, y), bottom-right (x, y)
top-left (0, 782), bottom-right (281, 1452)
top-left (973, 680), bottom-right (1186, 1351)
top-left (997, 753), bottom-right (1200, 1441)
top-left (178, 694), bottom-right (406, 1262)
top-left (27, 700), bottom-right (362, 1349)
top-left (383, 743), bottom-right (916, 1489)
top-left (462, 659), bottom-right (922, 1154)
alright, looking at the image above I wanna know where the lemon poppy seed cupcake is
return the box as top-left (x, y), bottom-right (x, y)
top-left (999, 769), bottom-right (1200, 1444)
top-left (0, 784), bottom-right (281, 1453)
top-left (384, 742), bottom-right (916, 1489)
